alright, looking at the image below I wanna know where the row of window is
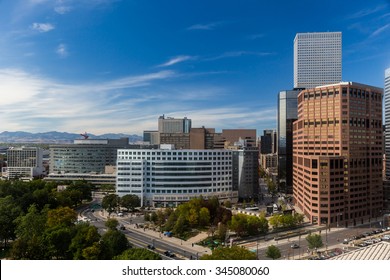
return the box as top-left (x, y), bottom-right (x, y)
top-left (118, 150), bottom-right (231, 156)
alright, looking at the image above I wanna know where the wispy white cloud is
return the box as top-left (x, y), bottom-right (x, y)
top-left (187, 21), bottom-right (225, 31)
top-left (370, 23), bottom-right (390, 37)
top-left (54, 6), bottom-right (72, 14)
top-left (0, 68), bottom-right (273, 135)
top-left (56, 43), bottom-right (68, 57)
top-left (348, 4), bottom-right (389, 19)
top-left (158, 55), bottom-right (197, 67)
top-left (158, 51), bottom-right (273, 68)
top-left (31, 22), bottom-right (55, 32)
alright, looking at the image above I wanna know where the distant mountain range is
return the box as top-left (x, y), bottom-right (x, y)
top-left (0, 131), bottom-right (143, 144)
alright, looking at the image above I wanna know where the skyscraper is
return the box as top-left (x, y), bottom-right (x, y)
top-left (260, 129), bottom-right (276, 154)
top-left (277, 89), bottom-right (300, 193)
top-left (294, 32), bottom-right (342, 89)
top-left (158, 115), bottom-right (191, 133)
top-left (384, 68), bottom-right (390, 211)
top-left (385, 68), bottom-right (390, 179)
top-left (293, 82), bottom-right (383, 226)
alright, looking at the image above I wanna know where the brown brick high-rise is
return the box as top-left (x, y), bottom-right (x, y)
top-left (293, 82), bottom-right (383, 226)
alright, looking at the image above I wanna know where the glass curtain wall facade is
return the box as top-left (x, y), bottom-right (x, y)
top-left (277, 90), bottom-right (299, 193)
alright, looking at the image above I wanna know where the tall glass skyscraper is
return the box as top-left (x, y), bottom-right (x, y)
top-left (277, 89), bottom-right (300, 193)
top-left (294, 32), bottom-right (342, 89)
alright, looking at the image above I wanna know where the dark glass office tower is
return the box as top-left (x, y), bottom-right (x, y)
top-left (277, 89), bottom-right (300, 193)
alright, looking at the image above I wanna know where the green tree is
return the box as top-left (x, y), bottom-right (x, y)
top-left (265, 245), bottom-right (281, 260)
top-left (120, 194), bottom-right (141, 212)
top-left (200, 246), bottom-right (257, 260)
top-left (100, 229), bottom-right (130, 259)
top-left (105, 218), bottom-right (119, 230)
top-left (102, 194), bottom-right (119, 215)
top-left (172, 215), bottom-right (188, 236)
top-left (267, 179), bottom-right (277, 197)
top-left (188, 208), bottom-right (199, 227)
top-left (246, 215), bottom-right (269, 235)
top-left (293, 213), bottom-right (305, 225)
top-left (269, 214), bottom-right (282, 229)
top-left (215, 223), bottom-right (228, 240)
top-left (46, 206), bottom-right (77, 228)
top-left (114, 248), bottom-right (162, 260)
top-left (0, 196), bottom-right (22, 247)
top-left (223, 200), bottom-right (232, 208)
top-left (11, 204), bottom-right (48, 259)
top-left (45, 226), bottom-right (73, 259)
top-left (81, 242), bottom-right (102, 260)
top-left (100, 184), bottom-right (115, 193)
top-left (229, 214), bottom-right (247, 237)
top-left (66, 189), bottom-right (83, 207)
top-left (68, 180), bottom-right (93, 201)
top-left (69, 223), bottom-right (101, 260)
top-left (305, 233), bottom-right (323, 250)
top-left (199, 207), bottom-right (210, 227)
top-left (150, 212), bottom-right (158, 223)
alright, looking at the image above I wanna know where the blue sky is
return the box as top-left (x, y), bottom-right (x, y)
top-left (0, 0), bottom-right (389, 136)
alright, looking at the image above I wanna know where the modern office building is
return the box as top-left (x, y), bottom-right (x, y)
top-left (49, 138), bottom-right (134, 174)
top-left (384, 68), bottom-right (390, 211)
top-left (293, 82), bottom-right (383, 226)
top-left (277, 89), bottom-right (300, 193)
top-left (231, 148), bottom-right (259, 200)
top-left (143, 130), bottom-right (160, 145)
top-left (226, 139), bottom-right (259, 200)
top-left (294, 32), bottom-right (342, 89)
top-left (158, 115), bottom-right (191, 133)
top-left (260, 129), bottom-right (276, 154)
top-left (116, 147), bottom-right (237, 207)
top-left (4, 147), bottom-right (45, 179)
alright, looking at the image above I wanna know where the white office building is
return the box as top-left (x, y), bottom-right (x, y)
top-left (3, 147), bottom-right (45, 180)
top-left (116, 148), bottom-right (238, 207)
top-left (294, 32), bottom-right (342, 89)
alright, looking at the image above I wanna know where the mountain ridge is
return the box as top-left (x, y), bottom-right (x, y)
top-left (0, 131), bottom-right (143, 144)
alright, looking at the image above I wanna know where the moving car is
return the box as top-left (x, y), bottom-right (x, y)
top-left (164, 251), bottom-right (176, 258)
top-left (291, 243), bottom-right (299, 249)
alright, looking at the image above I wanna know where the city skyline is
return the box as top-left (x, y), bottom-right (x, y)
top-left (0, 0), bottom-right (389, 135)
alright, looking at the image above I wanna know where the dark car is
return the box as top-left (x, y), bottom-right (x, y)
top-left (291, 243), bottom-right (300, 249)
top-left (147, 244), bottom-right (155, 250)
top-left (164, 251), bottom-right (176, 258)
top-left (119, 225), bottom-right (126, 230)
